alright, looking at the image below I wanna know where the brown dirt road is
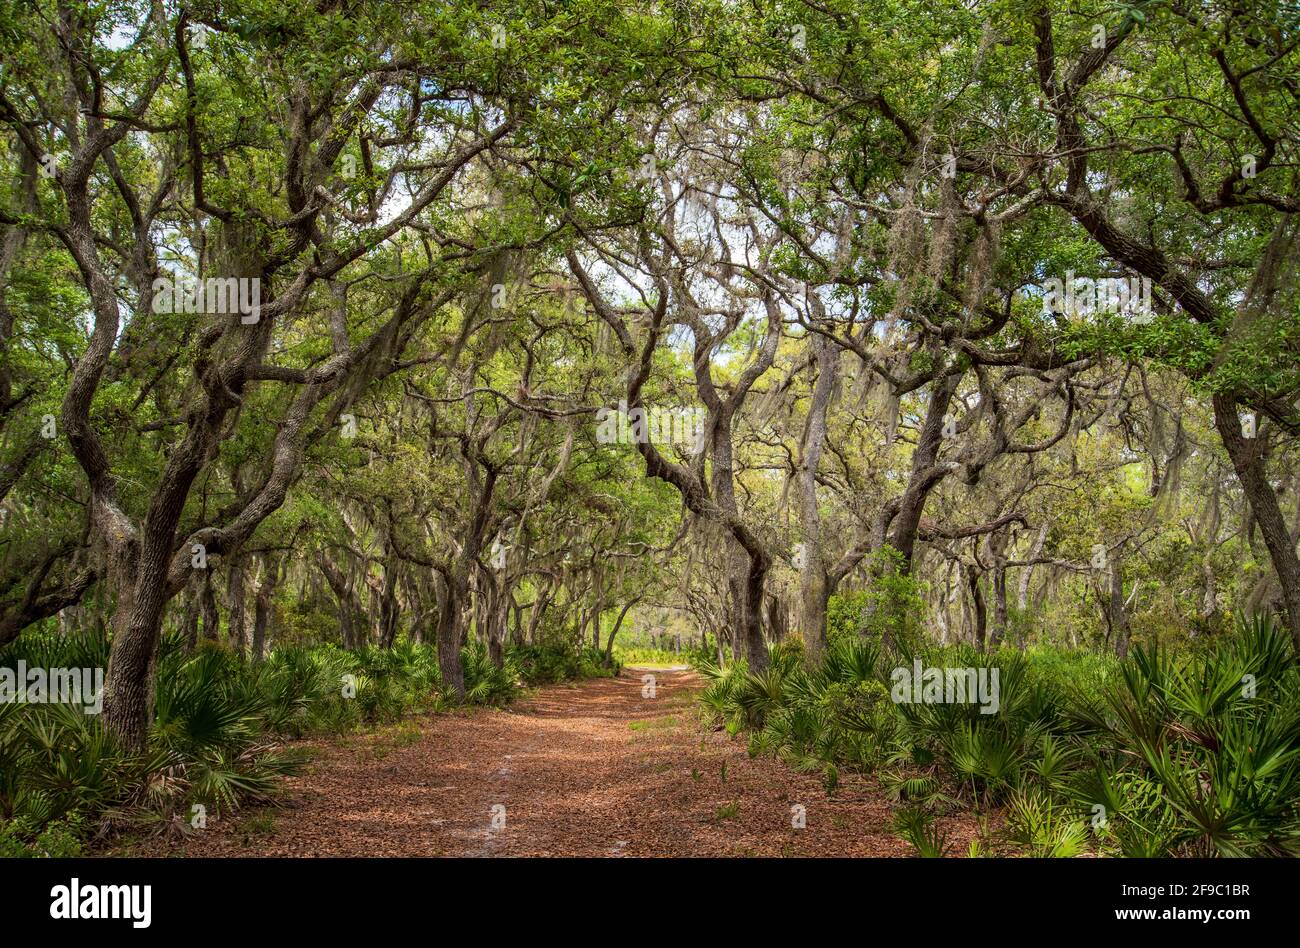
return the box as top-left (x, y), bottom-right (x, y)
top-left (125, 668), bottom-right (978, 857)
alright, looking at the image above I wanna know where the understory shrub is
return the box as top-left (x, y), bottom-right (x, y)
top-left (700, 612), bottom-right (1300, 857)
top-left (509, 643), bottom-right (619, 684)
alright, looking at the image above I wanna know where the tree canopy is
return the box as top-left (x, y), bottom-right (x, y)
top-left (0, 0), bottom-right (1298, 864)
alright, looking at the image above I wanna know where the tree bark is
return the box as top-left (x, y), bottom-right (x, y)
top-left (798, 332), bottom-right (837, 663)
top-left (378, 556), bottom-right (400, 649)
top-left (603, 596), bottom-right (641, 661)
top-left (180, 573), bottom-right (200, 652)
top-left (967, 565), bottom-right (987, 651)
top-left (740, 551), bottom-right (770, 670)
top-left (888, 373), bottom-right (961, 572)
top-left (989, 532), bottom-right (1009, 647)
top-left (1108, 555), bottom-right (1130, 659)
top-left (226, 557), bottom-right (247, 655)
top-left (199, 571), bottom-right (219, 644)
top-left (1212, 394), bottom-right (1300, 649)
top-left (320, 555), bottom-right (361, 650)
top-left (436, 576), bottom-right (466, 699)
top-left (101, 543), bottom-right (171, 750)
top-left (252, 557), bottom-right (280, 663)
top-left (1017, 521), bottom-right (1049, 610)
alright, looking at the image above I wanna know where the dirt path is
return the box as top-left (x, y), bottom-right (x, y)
top-left (124, 669), bottom-right (978, 857)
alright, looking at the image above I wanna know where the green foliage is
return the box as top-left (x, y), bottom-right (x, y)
top-left (826, 552), bottom-right (927, 650)
top-left (614, 645), bottom-right (685, 666)
top-left (510, 643), bottom-right (619, 684)
top-left (1003, 788), bottom-right (1090, 858)
top-left (2, 0), bottom-right (1298, 866)
top-left (893, 807), bottom-right (951, 858)
top-left (0, 814), bottom-right (84, 858)
top-left (702, 613), bottom-right (1300, 857)
top-left (1069, 616), bottom-right (1300, 856)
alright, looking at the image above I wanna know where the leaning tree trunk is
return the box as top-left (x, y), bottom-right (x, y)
top-left (603, 596), bottom-right (641, 661)
top-left (1213, 394), bottom-right (1300, 651)
top-left (888, 374), bottom-right (961, 573)
top-left (525, 577), bottom-right (553, 645)
top-left (98, 223), bottom-right (274, 749)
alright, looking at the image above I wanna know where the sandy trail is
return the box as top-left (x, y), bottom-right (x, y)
top-left (125, 668), bottom-right (978, 856)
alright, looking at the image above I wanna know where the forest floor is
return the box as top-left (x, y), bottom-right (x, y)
top-left (115, 668), bottom-right (982, 857)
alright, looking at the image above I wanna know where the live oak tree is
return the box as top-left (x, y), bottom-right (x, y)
top-left (1, 0), bottom-right (1295, 734)
top-left (0, 0), bottom-right (682, 745)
